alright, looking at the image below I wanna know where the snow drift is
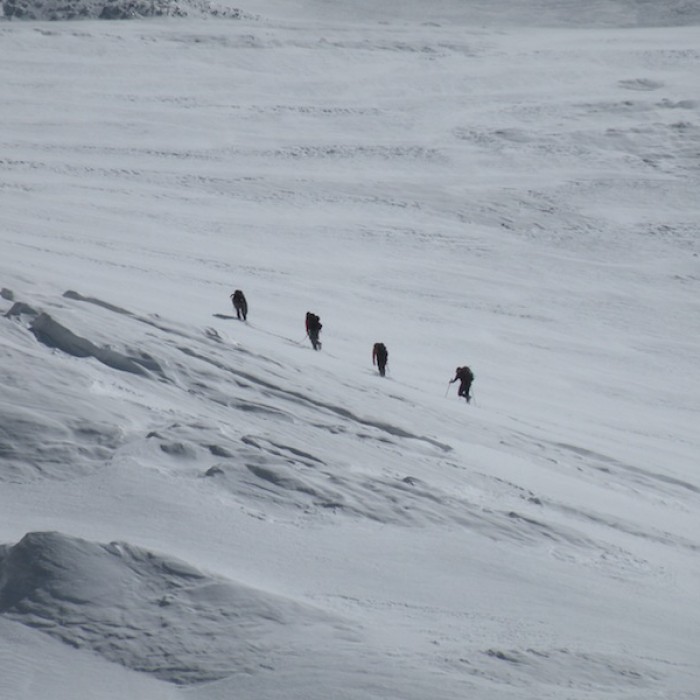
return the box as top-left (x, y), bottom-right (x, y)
top-left (0, 531), bottom-right (352, 685)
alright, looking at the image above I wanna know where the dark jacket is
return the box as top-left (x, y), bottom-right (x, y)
top-left (453, 366), bottom-right (473, 384)
top-left (372, 343), bottom-right (388, 366)
top-left (231, 290), bottom-right (247, 309)
top-left (230, 290), bottom-right (248, 319)
top-left (306, 312), bottom-right (322, 336)
top-left (451, 366), bottom-right (474, 401)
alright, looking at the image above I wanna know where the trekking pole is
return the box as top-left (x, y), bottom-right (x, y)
top-left (444, 381), bottom-right (451, 397)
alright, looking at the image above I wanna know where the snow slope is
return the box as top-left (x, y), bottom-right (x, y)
top-left (1, 0), bottom-right (699, 698)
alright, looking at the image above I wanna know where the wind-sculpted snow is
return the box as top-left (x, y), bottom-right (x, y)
top-left (2, 284), bottom-right (697, 581)
top-left (0, 284), bottom-right (665, 576)
top-left (5, 290), bottom-right (167, 379)
top-left (30, 312), bottom-right (163, 377)
top-left (456, 647), bottom-right (662, 692)
top-left (2, 286), bottom-right (453, 492)
top-left (0, 402), bottom-right (123, 483)
top-left (63, 289), bottom-right (135, 316)
top-left (1, 6), bottom-right (699, 698)
top-left (1, 298), bottom-right (128, 482)
top-left (175, 344), bottom-right (453, 452)
top-left (0, 531), bottom-right (352, 685)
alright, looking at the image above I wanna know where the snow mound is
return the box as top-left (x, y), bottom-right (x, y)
top-left (0, 532), bottom-right (350, 685)
top-left (2, 0), bottom-right (245, 20)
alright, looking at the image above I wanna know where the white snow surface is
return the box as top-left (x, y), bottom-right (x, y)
top-left (1, 0), bottom-right (699, 698)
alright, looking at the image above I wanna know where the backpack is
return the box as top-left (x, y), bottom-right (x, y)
top-left (457, 366), bottom-right (473, 382)
top-left (306, 313), bottom-right (321, 332)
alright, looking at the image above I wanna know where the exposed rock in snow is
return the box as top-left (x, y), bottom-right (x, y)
top-left (2, 0), bottom-right (245, 20)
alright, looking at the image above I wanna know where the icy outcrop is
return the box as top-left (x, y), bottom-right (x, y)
top-left (2, 0), bottom-right (244, 20)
